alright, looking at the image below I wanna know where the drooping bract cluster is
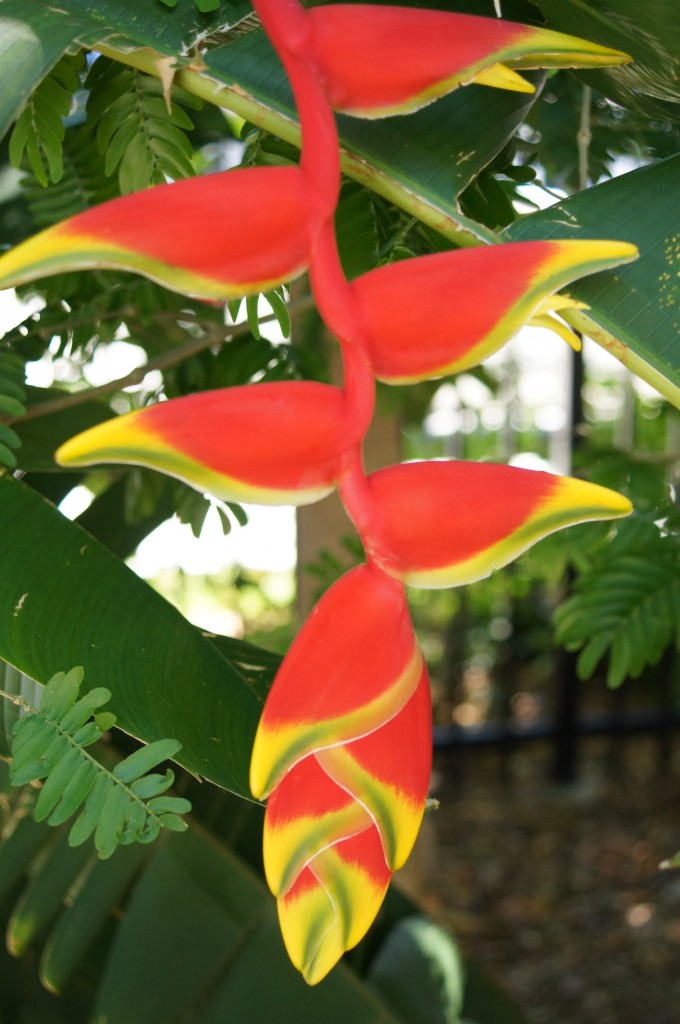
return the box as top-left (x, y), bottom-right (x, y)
top-left (0, 0), bottom-right (638, 985)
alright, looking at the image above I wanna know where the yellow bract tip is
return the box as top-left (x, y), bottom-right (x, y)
top-left (471, 62), bottom-right (535, 93)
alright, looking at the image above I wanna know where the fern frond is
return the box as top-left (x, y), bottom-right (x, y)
top-left (85, 57), bottom-right (198, 193)
top-left (9, 52), bottom-right (85, 188)
top-left (0, 349), bottom-right (27, 469)
top-left (2, 667), bottom-right (190, 859)
top-left (554, 545), bottom-right (680, 687)
top-left (20, 122), bottom-right (118, 231)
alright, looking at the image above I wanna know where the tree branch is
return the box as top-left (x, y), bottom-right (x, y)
top-left (11, 295), bottom-right (314, 425)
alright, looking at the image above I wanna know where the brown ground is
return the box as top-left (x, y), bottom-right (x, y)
top-left (398, 734), bottom-right (680, 1024)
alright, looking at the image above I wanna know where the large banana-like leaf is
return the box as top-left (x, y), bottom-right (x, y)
top-left (0, 805), bottom-right (482, 1024)
top-left (93, 828), bottom-right (405, 1024)
top-left (0, 474), bottom-right (261, 797)
top-left (0, 1), bottom-right (91, 141)
top-left (503, 154), bottom-right (680, 407)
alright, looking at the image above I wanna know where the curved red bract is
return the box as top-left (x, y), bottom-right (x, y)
top-left (250, 565), bottom-right (421, 799)
top-left (359, 461), bottom-right (633, 587)
top-left (352, 240), bottom-right (638, 382)
top-left (308, 5), bottom-right (629, 115)
top-left (56, 382), bottom-right (360, 506)
top-left (0, 167), bottom-right (311, 300)
top-left (310, 5), bottom-right (529, 113)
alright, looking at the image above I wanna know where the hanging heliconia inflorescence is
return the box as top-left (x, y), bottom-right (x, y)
top-left (0, 0), bottom-right (638, 986)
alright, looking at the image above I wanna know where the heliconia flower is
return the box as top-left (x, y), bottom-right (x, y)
top-left (306, 5), bottom-right (631, 116)
top-left (55, 382), bottom-right (361, 506)
top-left (355, 461), bottom-right (632, 588)
top-left (0, 167), bottom-right (310, 301)
top-left (250, 564), bottom-right (431, 984)
top-left (351, 240), bottom-right (638, 383)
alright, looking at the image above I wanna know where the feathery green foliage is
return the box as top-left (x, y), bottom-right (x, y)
top-left (85, 56), bottom-right (199, 193)
top-left (0, 349), bottom-right (26, 469)
top-left (4, 667), bottom-right (191, 858)
top-left (9, 52), bottom-right (85, 187)
top-left (554, 514), bottom-right (680, 687)
top-left (19, 121), bottom-right (118, 230)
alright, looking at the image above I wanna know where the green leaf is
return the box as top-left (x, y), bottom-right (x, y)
top-left (146, 795), bottom-right (192, 815)
top-left (129, 770), bottom-right (175, 799)
top-left (86, 58), bottom-right (197, 192)
top-left (0, 423), bottom-right (22, 450)
top-left (0, 1), bottom-right (91, 142)
top-left (71, 720), bottom-right (105, 746)
top-left (0, 393), bottom-right (27, 416)
top-left (245, 294), bottom-right (261, 339)
top-left (334, 184), bottom-right (379, 281)
top-left (264, 289), bottom-right (291, 339)
top-left (113, 738), bottom-right (182, 784)
top-left (59, 687), bottom-right (112, 733)
top-left (7, 828), bottom-right (93, 957)
top-left (554, 549), bottom-right (680, 687)
top-left (4, 664), bottom-right (194, 855)
top-left (0, 475), bottom-right (262, 797)
top-left (8, 50), bottom-right (83, 187)
top-left (95, 783), bottom-right (132, 859)
top-left (69, 772), bottom-right (114, 847)
top-left (0, 811), bottom-right (52, 906)
top-left (156, 811), bottom-right (189, 832)
top-left (94, 711), bottom-right (117, 733)
top-left (40, 841), bottom-right (148, 993)
top-left (503, 155), bottom-right (680, 405)
top-left (34, 746), bottom-right (84, 821)
top-left (92, 829), bottom-right (408, 1024)
top-left (39, 665), bottom-right (83, 720)
top-left (11, 725), bottom-right (68, 782)
top-left (368, 915), bottom-right (466, 1024)
top-left (47, 759), bottom-right (99, 827)
top-left (0, 441), bottom-right (18, 469)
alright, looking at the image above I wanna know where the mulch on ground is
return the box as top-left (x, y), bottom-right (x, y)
top-left (401, 735), bottom-right (680, 1024)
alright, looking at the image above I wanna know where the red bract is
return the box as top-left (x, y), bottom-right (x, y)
top-left (356, 461), bottom-right (633, 587)
top-left (250, 565), bottom-right (423, 798)
top-left (0, 167), bottom-right (310, 300)
top-left (351, 240), bottom-right (638, 383)
top-left (307, 5), bottom-right (630, 115)
top-left (56, 382), bottom-right (360, 506)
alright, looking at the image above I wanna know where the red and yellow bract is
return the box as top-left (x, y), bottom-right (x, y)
top-left (56, 382), bottom-right (361, 506)
top-left (0, 167), bottom-right (310, 301)
top-left (251, 565), bottom-right (432, 984)
top-left (250, 566), bottom-right (424, 798)
top-left (357, 461), bottom-right (633, 588)
top-left (308, 5), bottom-right (630, 115)
top-left (352, 240), bottom-right (638, 383)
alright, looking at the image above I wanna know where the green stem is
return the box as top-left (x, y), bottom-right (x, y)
top-left (91, 41), bottom-right (495, 248)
